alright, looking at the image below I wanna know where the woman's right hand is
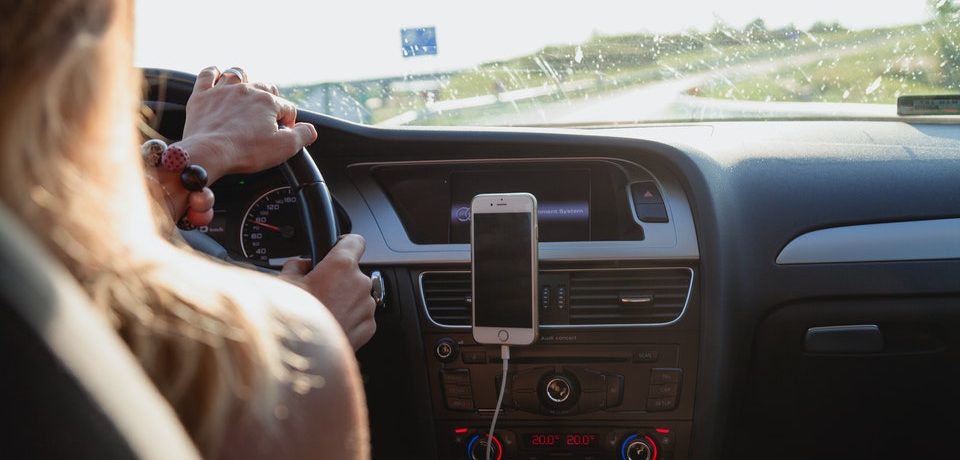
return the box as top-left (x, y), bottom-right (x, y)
top-left (280, 234), bottom-right (377, 350)
top-left (177, 66), bottom-right (318, 184)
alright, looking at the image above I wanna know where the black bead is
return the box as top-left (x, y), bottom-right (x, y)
top-left (176, 216), bottom-right (197, 231)
top-left (179, 164), bottom-right (208, 191)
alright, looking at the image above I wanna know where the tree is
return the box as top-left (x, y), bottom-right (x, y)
top-left (929, 0), bottom-right (960, 87)
top-left (744, 18), bottom-right (769, 41)
top-left (930, 0), bottom-right (960, 18)
top-left (808, 21), bottom-right (847, 34)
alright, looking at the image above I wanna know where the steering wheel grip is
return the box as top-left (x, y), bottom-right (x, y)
top-left (278, 147), bottom-right (340, 265)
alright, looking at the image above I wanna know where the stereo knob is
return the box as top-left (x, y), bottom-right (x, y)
top-left (544, 375), bottom-right (574, 404)
top-left (435, 338), bottom-right (458, 363)
top-left (621, 433), bottom-right (658, 460)
top-left (467, 433), bottom-right (502, 460)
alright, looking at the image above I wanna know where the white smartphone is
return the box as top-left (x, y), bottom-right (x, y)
top-left (471, 193), bottom-right (539, 345)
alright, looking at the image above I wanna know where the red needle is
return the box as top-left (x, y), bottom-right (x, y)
top-left (249, 219), bottom-right (281, 232)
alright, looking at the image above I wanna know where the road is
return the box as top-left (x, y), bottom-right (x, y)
top-left (470, 44), bottom-right (890, 126)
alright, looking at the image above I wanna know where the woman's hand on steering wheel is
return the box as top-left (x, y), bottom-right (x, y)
top-left (176, 66), bottom-right (318, 184)
top-left (280, 234), bottom-right (377, 351)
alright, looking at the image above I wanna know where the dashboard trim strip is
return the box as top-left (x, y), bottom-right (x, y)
top-left (417, 267), bottom-right (695, 329)
top-left (776, 218), bottom-right (960, 264)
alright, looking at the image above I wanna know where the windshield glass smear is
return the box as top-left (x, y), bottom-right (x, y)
top-left (136, 0), bottom-right (960, 126)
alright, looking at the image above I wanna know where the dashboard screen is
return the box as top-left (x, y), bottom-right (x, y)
top-left (450, 170), bottom-right (590, 243)
top-left (472, 212), bottom-right (534, 328)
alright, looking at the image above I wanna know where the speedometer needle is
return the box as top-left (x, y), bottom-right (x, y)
top-left (249, 219), bottom-right (281, 232)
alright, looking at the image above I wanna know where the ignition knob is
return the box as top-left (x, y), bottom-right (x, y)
top-left (621, 433), bottom-right (658, 460)
top-left (467, 433), bottom-right (503, 460)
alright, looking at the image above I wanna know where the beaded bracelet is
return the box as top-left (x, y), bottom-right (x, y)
top-left (141, 139), bottom-right (215, 230)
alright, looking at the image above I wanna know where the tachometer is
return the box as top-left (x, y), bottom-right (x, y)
top-left (240, 186), bottom-right (307, 267)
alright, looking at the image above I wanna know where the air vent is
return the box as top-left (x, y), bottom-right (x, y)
top-left (420, 271), bottom-right (472, 327)
top-left (568, 268), bottom-right (692, 325)
top-left (419, 268), bottom-right (693, 328)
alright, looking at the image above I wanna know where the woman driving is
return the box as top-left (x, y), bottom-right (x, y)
top-left (0, 0), bottom-right (374, 458)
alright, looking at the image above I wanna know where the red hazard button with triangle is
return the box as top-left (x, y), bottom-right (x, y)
top-left (631, 181), bottom-right (663, 204)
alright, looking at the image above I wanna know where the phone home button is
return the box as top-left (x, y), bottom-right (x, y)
top-left (498, 330), bottom-right (509, 342)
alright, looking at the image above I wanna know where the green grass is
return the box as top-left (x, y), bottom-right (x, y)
top-left (695, 27), bottom-right (959, 104)
top-left (434, 28), bottom-right (882, 103)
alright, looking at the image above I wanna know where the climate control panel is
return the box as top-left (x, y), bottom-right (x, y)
top-left (423, 299), bottom-right (698, 460)
top-left (445, 426), bottom-right (678, 460)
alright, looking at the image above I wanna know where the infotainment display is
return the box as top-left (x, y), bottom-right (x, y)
top-left (449, 170), bottom-right (590, 243)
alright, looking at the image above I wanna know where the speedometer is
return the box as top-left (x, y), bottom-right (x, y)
top-left (240, 186), bottom-right (307, 267)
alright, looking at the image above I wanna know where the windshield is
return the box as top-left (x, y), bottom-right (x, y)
top-left (136, 0), bottom-right (960, 126)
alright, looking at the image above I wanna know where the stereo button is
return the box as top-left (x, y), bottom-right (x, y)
top-left (578, 391), bottom-right (605, 412)
top-left (646, 397), bottom-right (676, 411)
top-left (447, 397), bottom-right (475, 411)
top-left (513, 367), bottom-right (545, 391)
top-left (576, 369), bottom-right (607, 392)
top-left (606, 374), bottom-right (624, 408)
top-left (444, 384), bottom-right (473, 398)
top-left (441, 368), bottom-right (472, 386)
top-left (462, 351), bottom-right (487, 364)
top-left (649, 383), bottom-right (679, 397)
top-left (634, 350), bottom-right (659, 363)
top-left (650, 368), bottom-right (682, 384)
top-left (636, 203), bottom-right (669, 223)
top-left (513, 391), bottom-right (540, 411)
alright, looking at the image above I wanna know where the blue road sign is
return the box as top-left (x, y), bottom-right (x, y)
top-left (401, 27), bottom-right (437, 57)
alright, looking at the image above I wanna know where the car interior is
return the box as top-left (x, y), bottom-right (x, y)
top-left (4, 5), bottom-right (960, 459)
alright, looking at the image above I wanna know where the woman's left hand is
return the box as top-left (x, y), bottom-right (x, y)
top-left (176, 66), bottom-right (318, 184)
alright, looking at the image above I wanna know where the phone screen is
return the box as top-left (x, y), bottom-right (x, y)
top-left (473, 212), bottom-right (534, 328)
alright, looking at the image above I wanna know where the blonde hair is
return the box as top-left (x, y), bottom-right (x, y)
top-left (0, 0), bottom-right (310, 456)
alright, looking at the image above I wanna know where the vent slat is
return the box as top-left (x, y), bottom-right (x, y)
top-left (569, 313), bottom-right (680, 322)
top-left (571, 282), bottom-right (689, 290)
top-left (421, 269), bottom-right (691, 327)
top-left (421, 272), bottom-right (472, 327)
top-left (569, 303), bottom-right (683, 310)
top-left (569, 293), bottom-right (687, 300)
top-left (567, 268), bottom-right (691, 325)
top-left (424, 296), bottom-right (471, 302)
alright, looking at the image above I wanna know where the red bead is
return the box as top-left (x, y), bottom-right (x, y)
top-left (186, 207), bottom-right (214, 227)
top-left (161, 145), bottom-right (190, 172)
top-left (188, 187), bottom-right (215, 212)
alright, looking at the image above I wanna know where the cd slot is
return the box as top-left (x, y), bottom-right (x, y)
top-left (471, 346), bottom-right (634, 364)
top-left (493, 355), bottom-right (632, 364)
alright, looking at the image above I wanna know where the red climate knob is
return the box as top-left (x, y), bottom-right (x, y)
top-left (621, 433), bottom-right (658, 460)
top-left (467, 433), bottom-right (503, 460)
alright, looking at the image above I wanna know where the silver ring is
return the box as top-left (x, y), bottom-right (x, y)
top-left (218, 67), bottom-right (247, 84)
top-left (370, 270), bottom-right (385, 309)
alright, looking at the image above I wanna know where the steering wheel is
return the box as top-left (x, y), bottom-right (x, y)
top-left (142, 69), bottom-right (340, 265)
top-left (278, 145), bottom-right (339, 265)
top-left (144, 69), bottom-right (384, 305)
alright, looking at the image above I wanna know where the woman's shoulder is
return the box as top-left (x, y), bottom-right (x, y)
top-left (215, 266), bottom-right (370, 460)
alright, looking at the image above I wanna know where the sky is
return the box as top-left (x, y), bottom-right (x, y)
top-left (135, 0), bottom-right (934, 85)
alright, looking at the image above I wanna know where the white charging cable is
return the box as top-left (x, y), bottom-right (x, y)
top-left (486, 345), bottom-right (510, 460)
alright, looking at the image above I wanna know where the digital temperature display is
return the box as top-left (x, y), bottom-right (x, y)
top-left (523, 433), bottom-right (600, 450)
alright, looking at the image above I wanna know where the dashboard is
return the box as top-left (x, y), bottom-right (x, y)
top-left (146, 70), bottom-right (960, 460)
